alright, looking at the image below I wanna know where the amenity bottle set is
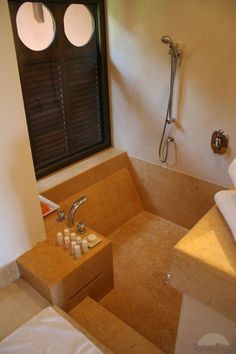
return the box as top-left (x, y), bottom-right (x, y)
top-left (57, 228), bottom-right (100, 260)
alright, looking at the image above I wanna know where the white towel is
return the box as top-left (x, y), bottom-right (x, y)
top-left (0, 307), bottom-right (102, 354)
top-left (215, 190), bottom-right (236, 242)
top-left (228, 158), bottom-right (236, 187)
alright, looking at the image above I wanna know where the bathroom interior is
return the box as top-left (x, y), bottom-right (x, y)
top-left (1, 0), bottom-right (236, 353)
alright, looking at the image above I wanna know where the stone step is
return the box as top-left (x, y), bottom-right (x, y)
top-left (69, 297), bottom-right (164, 354)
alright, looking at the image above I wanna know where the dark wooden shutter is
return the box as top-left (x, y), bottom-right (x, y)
top-left (22, 59), bottom-right (70, 170)
top-left (66, 55), bottom-right (102, 152)
top-left (9, 0), bottom-right (110, 178)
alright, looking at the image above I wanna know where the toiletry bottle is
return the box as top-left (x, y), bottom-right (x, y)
top-left (64, 236), bottom-right (70, 250)
top-left (75, 245), bottom-right (81, 260)
top-left (71, 232), bottom-right (76, 242)
top-left (82, 239), bottom-right (89, 253)
top-left (71, 241), bottom-right (76, 255)
top-left (64, 228), bottom-right (70, 238)
top-left (76, 236), bottom-right (82, 248)
top-left (57, 232), bottom-right (63, 246)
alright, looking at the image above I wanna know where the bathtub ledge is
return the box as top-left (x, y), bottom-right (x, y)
top-left (170, 205), bottom-right (236, 322)
top-left (37, 147), bottom-right (125, 194)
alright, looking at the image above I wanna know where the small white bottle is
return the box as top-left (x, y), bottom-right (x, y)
top-left (64, 228), bottom-right (70, 238)
top-left (76, 236), bottom-right (82, 246)
top-left (71, 232), bottom-right (76, 242)
top-left (82, 239), bottom-right (89, 253)
top-left (64, 236), bottom-right (70, 250)
top-left (71, 241), bottom-right (76, 255)
top-left (57, 232), bottom-right (64, 246)
top-left (75, 244), bottom-right (81, 260)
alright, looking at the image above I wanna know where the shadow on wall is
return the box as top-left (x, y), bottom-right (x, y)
top-left (107, 0), bottom-right (145, 31)
top-left (8, 137), bottom-right (45, 254)
top-left (105, 1), bottom-right (169, 121)
top-left (109, 61), bottom-right (159, 128)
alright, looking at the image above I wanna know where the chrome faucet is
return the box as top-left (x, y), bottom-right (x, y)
top-left (67, 196), bottom-right (87, 227)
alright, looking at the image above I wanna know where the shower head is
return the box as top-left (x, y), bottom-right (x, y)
top-left (161, 35), bottom-right (174, 46)
top-left (161, 35), bottom-right (180, 58)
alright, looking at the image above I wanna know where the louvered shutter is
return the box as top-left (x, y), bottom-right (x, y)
top-left (9, 0), bottom-right (110, 178)
top-left (66, 55), bottom-right (102, 152)
top-left (22, 60), bottom-right (69, 171)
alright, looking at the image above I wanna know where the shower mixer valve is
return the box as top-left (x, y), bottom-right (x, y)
top-left (211, 129), bottom-right (229, 154)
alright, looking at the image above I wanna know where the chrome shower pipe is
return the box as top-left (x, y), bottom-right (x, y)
top-left (159, 35), bottom-right (182, 163)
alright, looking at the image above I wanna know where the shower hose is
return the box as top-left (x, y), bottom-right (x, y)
top-left (159, 52), bottom-right (178, 163)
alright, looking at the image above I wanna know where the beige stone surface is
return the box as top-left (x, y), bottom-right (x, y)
top-left (18, 229), bottom-right (111, 287)
top-left (38, 147), bottom-right (123, 192)
top-left (129, 157), bottom-right (223, 229)
top-left (49, 167), bottom-right (143, 236)
top-left (54, 305), bottom-right (112, 354)
top-left (17, 228), bottom-right (114, 310)
top-left (0, 261), bottom-right (19, 289)
top-left (40, 149), bottom-right (222, 234)
top-left (69, 297), bottom-right (164, 354)
top-left (40, 148), bottom-right (128, 203)
top-left (0, 278), bottom-right (49, 341)
top-left (170, 205), bottom-right (236, 322)
top-left (17, 166), bottom-right (142, 312)
top-left (100, 211), bottom-right (187, 354)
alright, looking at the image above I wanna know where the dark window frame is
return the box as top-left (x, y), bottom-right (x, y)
top-left (8, 0), bottom-right (111, 179)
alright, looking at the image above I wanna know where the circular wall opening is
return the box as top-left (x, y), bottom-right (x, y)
top-left (16, 2), bottom-right (56, 51)
top-left (63, 4), bottom-right (94, 47)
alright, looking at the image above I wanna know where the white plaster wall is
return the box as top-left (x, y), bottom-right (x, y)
top-left (107, 0), bottom-right (236, 187)
top-left (175, 295), bottom-right (236, 354)
top-left (0, 0), bottom-right (46, 267)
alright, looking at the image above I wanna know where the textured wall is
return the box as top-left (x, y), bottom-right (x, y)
top-left (107, 0), bottom-right (236, 188)
top-left (0, 0), bottom-right (45, 267)
top-left (175, 295), bottom-right (236, 354)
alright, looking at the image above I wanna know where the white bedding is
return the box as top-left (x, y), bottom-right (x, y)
top-left (0, 307), bottom-right (103, 354)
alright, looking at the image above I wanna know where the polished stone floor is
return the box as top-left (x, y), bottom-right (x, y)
top-left (0, 211), bottom-right (187, 353)
top-left (100, 211), bottom-right (187, 354)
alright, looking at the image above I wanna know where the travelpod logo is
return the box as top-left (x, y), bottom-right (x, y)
top-left (193, 333), bottom-right (235, 353)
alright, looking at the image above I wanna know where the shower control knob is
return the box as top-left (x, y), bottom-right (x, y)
top-left (56, 210), bottom-right (66, 222)
top-left (211, 129), bottom-right (229, 154)
top-left (77, 222), bottom-right (86, 234)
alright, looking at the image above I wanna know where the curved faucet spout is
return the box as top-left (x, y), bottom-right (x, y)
top-left (67, 196), bottom-right (87, 227)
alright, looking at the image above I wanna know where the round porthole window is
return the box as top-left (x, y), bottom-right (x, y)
top-left (63, 4), bottom-right (94, 47)
top-left (16, 2), bottom-right (56, 51)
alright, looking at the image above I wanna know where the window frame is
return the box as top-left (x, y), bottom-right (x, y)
top-left (8, 0), bottom-right (111, 179)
